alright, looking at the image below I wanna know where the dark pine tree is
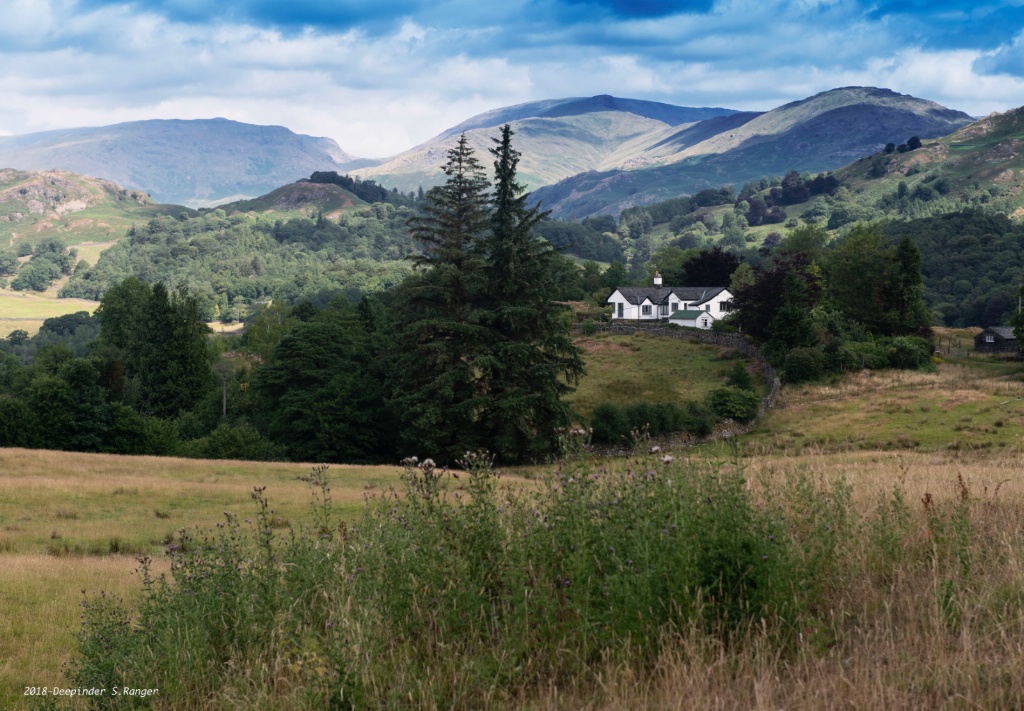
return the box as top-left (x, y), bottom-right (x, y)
top-left (477, 124), bottom-right (585, 463)
top-left (388, 134), bottom-right (494, 462)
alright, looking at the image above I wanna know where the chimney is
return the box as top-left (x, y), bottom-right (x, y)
top-left (653, 272), bottom-right (663, 286)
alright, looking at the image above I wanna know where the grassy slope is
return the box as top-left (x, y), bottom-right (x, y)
top-left (567, 331), bottom-right (745, 417)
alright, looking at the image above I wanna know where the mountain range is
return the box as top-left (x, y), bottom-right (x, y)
top-left (0, 87), bottom-right (977, 216)
top-left (0, 119), bottom-right (362, 208)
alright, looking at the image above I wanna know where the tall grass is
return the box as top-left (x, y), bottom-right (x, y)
top-left (63, 447), bottom-right (865, 708)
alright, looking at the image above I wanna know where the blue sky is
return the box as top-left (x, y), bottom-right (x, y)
top-left (2, 0), bottom-right (1024, 156)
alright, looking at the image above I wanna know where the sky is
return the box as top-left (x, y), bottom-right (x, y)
top-left (3, 0), bottom-right (1024, 158)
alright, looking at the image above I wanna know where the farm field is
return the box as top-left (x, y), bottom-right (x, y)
top-left (0, 290), bottom-right (99, 339)
top-left (568, 330), bottom-right (750, 417)
top-left (1, 350), bottom-right (1023, 708)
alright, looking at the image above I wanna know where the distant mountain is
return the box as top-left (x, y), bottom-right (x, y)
top-left (351, 96), bottom-right (739, 193)
top-left (217, 181), bottom-right (369, 218)
top-left (0, 119), bottom-right (364, 208)
top-left (530, 87), bottom-right (975, 217)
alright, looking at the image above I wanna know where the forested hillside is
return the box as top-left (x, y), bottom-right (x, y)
top-left (59, 207), bottom-right (416, 319)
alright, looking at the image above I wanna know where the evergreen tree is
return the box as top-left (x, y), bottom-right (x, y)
top-left (477, 124), bottom-right (585, 463)
top-left (389, 135), bottom-right (494, 461)
top-left (136, 284), bottom-right (212, 418)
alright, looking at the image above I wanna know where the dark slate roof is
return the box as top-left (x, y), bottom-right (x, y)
top-left (980, 327), bottom-right (1016, 340)
top-left (610, 286), bottom-right (728, 306)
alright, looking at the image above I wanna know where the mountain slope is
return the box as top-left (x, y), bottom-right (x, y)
top-left (531, 87), bottom-right (975, 217)
top-left (0, 168), bottom-right (191, 250)
top-left (0, 119), bottom-right (363, 208)
top-left (351, 96), bottom-right (739, 193)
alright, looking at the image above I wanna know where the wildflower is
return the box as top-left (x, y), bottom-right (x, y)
top-left (662, 455), bottom-right (674, 464)
top-left (649, 445), bottom-right (661, 453)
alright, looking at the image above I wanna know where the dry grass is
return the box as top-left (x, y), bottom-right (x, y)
top-left (747, 361), bottom-right (1024, 453)
top-left (0, 555), bottom-right (171, 709)
top-left (521, 446), bottom-right (1024, 711)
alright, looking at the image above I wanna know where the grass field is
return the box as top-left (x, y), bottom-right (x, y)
top-left (568, 331), bottom-right (745, 417)
top-left (2, 349), bottom-right (1024, 708)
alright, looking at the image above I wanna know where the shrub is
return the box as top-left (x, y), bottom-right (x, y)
top-left (625, 402), bottom-right (660, 435)
top-left (706, 386), bottom-right (760, 422)
top-left (844, 341), bottom-right (890, 370)
top-left (784, 347), bottom-right (826, 384)
top-left (590, 402), bottom-right (630, 443)
top-left (725, 360), bottom-right (755, 391)
top-left (581, 318), bottom-right (599, 335)
top-left (885, 336), bottom-right (932, 370)
top-left (679, 400), bottom-right (717, 437)
top-left (183, 423), bottom-right (287, 461)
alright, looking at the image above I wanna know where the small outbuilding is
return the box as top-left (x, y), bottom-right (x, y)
top-left (974, 326), bottom-right (1019, 355)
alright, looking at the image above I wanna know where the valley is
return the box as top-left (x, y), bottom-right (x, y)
top-left (1, 85), bottom-right (1024, 709)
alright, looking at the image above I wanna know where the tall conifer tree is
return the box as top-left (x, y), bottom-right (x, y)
top-left (390, 135), bottom-right (493, 461)
top-left (478, 124), bottom-right (584, 463)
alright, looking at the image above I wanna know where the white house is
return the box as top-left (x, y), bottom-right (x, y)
top-left (607, 273), bottom-right (733, 330)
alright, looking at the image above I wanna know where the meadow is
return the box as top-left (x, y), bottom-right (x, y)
top-left (2, 346), bottom-right (1024, 708)
top-left (567, 331), bottom-right (744, 416)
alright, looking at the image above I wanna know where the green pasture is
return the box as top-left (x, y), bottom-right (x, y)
top-left (568, 331), bottom-right (749, 418)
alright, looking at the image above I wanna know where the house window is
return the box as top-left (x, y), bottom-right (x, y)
top-left (719, 302), bottom-right (730, 312)
top-left (701, 318), bottom-right (709, 328)
top-left (658, 304), bottom-right (668, 316)
top-left (617, 303), bottom-right (623, 318)
top-left (985, 335), bottom-right (995, 343)
top-left (705, 304), bottom-right (711, 312)
top-left (641, 305), bottom-right (652, 316)
top-left (670, 301), bottom-right (678, 312)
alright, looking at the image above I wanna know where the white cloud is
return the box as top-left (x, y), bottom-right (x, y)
top-left (0, 0), bottom-right (1021, 157)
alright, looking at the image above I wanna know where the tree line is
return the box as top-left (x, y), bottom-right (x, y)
top-left (0, 127), bottom-right (586, 466)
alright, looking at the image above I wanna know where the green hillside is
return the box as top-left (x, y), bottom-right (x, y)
top-left (0, 168), bottom-right (195, 249)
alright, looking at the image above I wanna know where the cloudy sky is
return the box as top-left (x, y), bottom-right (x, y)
top-left (3, 0), bottom-right (1024, 157)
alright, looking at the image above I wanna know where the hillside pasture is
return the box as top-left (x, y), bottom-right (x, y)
top-left (747, 358), bottom-right (1024, 454)
top-left (568, 331), bottom-right (744, 417)
top-left (0, 291), bottom-right (99, 337)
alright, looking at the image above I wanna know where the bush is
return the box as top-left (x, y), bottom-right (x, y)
top-left (885, 336), bottom-right (932, 370)
top-left (679, 400), bottom-right (717, 437)
top-left (784, 347), bottom-right (826, 384)
top-left (725, 361), bottom-right (755, 391)
top-left (183, 423), bottom-right (287, 461)
top-left (590, 402), bottom-right (630, 443)
top-left (844, 341), bottom-right (890, 370)
top-left (706, 386), bottom-right (760, 422)
top-left (581, 318), bottom-right (599, 335)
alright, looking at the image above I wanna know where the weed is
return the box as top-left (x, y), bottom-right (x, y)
top-left (154, 509), bottom-right (171, 519)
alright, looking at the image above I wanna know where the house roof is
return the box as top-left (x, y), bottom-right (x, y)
top-left (979, 327), bottom-right (1016, 340)
top-left (668, 310), bottom-right (709, 320)
top-left (609, 286), bottom-right (729, 307)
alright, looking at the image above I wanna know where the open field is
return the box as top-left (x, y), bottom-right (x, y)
top-left (568, 331), bottom-right (746, 417)
top-left (2, 351), bottom-right (1024, 708)
top-left (0, 290), bottom-right (99, 338)
top-left (0, 451), bottom-right (408, 707)
top-left (747, 358), bottom-right (1024, 454)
